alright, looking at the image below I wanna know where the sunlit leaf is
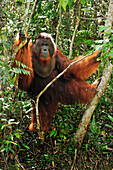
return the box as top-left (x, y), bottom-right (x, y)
top-left (98, 26), bottom-right (109, 32)
top-left (108, 115), bottom-right (113, 122)
top-left (80, 0), bottom-right (85, 5)
top-left (22, 143), bottom-right (30, 149)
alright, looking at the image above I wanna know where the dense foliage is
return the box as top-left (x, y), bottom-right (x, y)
top-left (0, 0), bottom-right (113, 169)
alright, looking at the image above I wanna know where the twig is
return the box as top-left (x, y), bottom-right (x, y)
top-left (12, 39), bottom-right (28, 110)
top-left (15, 155), bottom-right (25, 170)
top-left (80, 16), bottom-right (113, 22)
top-left (56, 8), bottom-right (61, 46)
top-left (23, 0), bottom-right (31, 31)
top-left (26, 0), bottom-right (38, 33)
top-left (69, 3), bottom-right (81, 59)
top-left (12, 74), bottom-right (19, 111)
top-left (2, 152), bottom-right (9, 170)
top-left (71, 149), bottom-right (77, 170)
top-left (2, 122), bottom-right (19, 129)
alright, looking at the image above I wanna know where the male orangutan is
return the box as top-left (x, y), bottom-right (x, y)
top-left (13, 32), bottom-right (101, 131)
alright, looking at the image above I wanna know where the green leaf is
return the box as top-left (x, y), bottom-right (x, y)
top-left (50, 130), bottom-right (55, 137)
top-left (68, 0), bottom-right (72, 10)
top-left (68, 146), bottom-right (73, 150)
top-left (22, 143), bottom-right (30, 149)
top-left (109, 52), bottom-right (113, 57)
top-left (105, 124), bottom-right (113, 129)
top-left (111, 35), bottom-right (113, 41)
top-left (44, 154), bottom-right (49, 160)
top-left (108, 115), bottom-right (113, 122)
top-left (1, 148), bottom-right (5, 152)
top-left (50, 129), bottom-right (57, 137)
top-left (9, 147), bottom-right (15, 154)
top-left (81, 8), bottom-right (90, 12)
top-left (98, 26), bottom-right (109, 32)
top-left (59, 0), bottom-right (70, 11)
top-left (80, 0), bottom-right (85, 5)
top-left (10, 141), bottom-right (18, 145)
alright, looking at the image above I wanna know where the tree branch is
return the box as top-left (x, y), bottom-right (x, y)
top-left (56, 8), bottom-right (61, 46)
top-left (26, 0), bottom-right (38, 33)
top-left (15, 155), bottom-right (25, 170)
top-left (2, 122), bottom-right (19, 130)
top-left (23, 0), bottom-right (31, 32)
top-left (69, 3), bottom-right (81, 59)
top-left (74, 63), bottom-right (112, 147)
top-left (70, 64), bottom-right (112, 169)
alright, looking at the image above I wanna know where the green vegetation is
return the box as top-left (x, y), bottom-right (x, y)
top-left (0, 0), bottom-right (112, 169)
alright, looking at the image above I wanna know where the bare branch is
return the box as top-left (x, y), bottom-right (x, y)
top-left (12, 39), bottom-right (28, 110)
top-left (80, 16), bottom-right (113, 22)
top-left (23, 0), bottom-right (31, 32)
top-left (56, 8), bottom-right (62, 46)
top-left (69, 3), bottom-right (81, 59)
top-left (15, 155), bottom-right (25, 170)
top-left (12, 74), bottom-right (19, 112)
top-left (105, 0), bottom-right (113, 32)
top-left (26, 0), bottom-right (38, 33)
top-left (71, 149), bottom-right (77, 170)
top-left (2, 122), bottom-right (19, 130)
top-left (70, 63), bottom-right (112, 168)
